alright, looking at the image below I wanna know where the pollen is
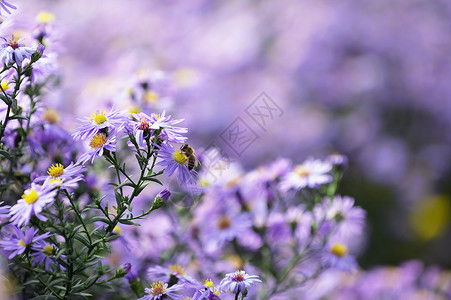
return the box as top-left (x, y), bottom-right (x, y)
top-left (144, 90), bottom-right (159, 103)
top-left (90, 110), bottom-right (108, 125)
top-left (150, 281), bottom-right (166, 296)
top-left (172, 151), bottom-right (188, 165)
top-left (0, 81), bottom-right (9, 91)
top-left (294, 165), bottom-right (310, 177)
top-left (89, 133), bottom-right (108, 149)
top-left (169, 264), bottom-right (186, 276)
top-left (43, 244), bottom-right (54, 256)
top-left (129, 106), bottom-right (140, 114)
top-left (36, 11), bottom-right (56, 24)
top-left (331, 243), bottom-right (348, 257)
top-left (8, 35), bottom-right (21, 50)
top-left (139, 117), bottom-right (151, 131)
top-left (232, 271), bottom-right (245, 282)
top-left (47, 163), bottom-right (65, 177)
top-left (22, 189), bottom-right (39, 204)
top-left (204, 279), bottom-right (214, 288)
top-left (217, 216), bottom-right (231, 230)
top-left (113, 225), bottom-right (122, 235)
top-left (18, 239), bottom-right (26, 247)
top-left (42, 108), bottom-right (61, 124)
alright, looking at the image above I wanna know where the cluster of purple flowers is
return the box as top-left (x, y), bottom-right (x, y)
top-left (135, 268), bottom-right (261, 299)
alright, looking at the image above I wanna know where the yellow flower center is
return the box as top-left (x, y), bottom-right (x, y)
top-left (144, 90), bottom-right (159, 103)
top-left (204, 279), bottom-right (214, 288)
top-left (43, 244), bottom-right (54, 256)
top-left (217, 216), bottom-right (231, 230)
top-left (42, 108), bottom-right (61, 124)
top-left (331, 243), bottom-right (348, 257)
top-left (150, 281), bottom-right (166, 296)
top-left (47, 163), bottom-right (64, 177)
top-left (169, 265), bottom-right (186, 276)
top-left (50, 178), bottom-right (63, 186)
top-left (294, 165), bottom-right (310, 177)
top-left (22, 189), bottom-right (39, 204)
top-left (36, 11), bottom-right (56, 24)
top-left (172, 151), bottom-right (188, 165)
top-left (0, 81), bottom-right (9, 91)
top-left (113, 225), bottom-right (122, 235)
top-left (129, 106), bottom-right (140, 114)
top-left (18, 239), bottom-right (26, 247)
top-left (89, 133), bottom-right (108, 149)
top-left (91, 110), bottom-right (108, 125)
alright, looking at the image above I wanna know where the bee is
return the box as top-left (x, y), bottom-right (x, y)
top-left (180, 144), bottom-right (200, 171)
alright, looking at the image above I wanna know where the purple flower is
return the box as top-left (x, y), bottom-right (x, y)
top-left (156, 142), bottom-right (195, 185)
top-left (0, 1), bottom-right (16, 16)
top-left (326, 196), bottom-right (366, 244)
top-left (279, 157), bottom-right (333, 192)
top-left (147, 264), bottom-right (197, 286)
top-left (147, 110), bottom-right (187, 144)
top-left (78, 131), bottom-right (118, 165)
top-left (34, 162), bottom-right (86, 190)
top-left (138, 281), bottom-right (184, 300)
top-left (9, 179), bottom-right (57, 227)
top-left (0, 226), bottom-right (50, 259)
top-left (219, 270), bottom-right (261, 294)
top-left (72, 108), bottom-right (127, 141)
top-left (321, 242), bottom-right (358, 273)
top-left (0, 35), bottom-right (35, 66)
top-left (192, 279), bottom-right (222, 300)
top-left (30, 241), bottom-right (62, 271)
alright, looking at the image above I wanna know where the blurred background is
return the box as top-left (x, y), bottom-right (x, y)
top-left (4, 0), bottom-right (451, 269)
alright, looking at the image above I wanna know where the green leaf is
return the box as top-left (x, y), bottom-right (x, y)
top-left (0, 149), bottom-right (11, 160)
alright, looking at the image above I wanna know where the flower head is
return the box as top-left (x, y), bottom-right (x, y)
top-left (219, 270), bottom-right (261, 294)
top-left (138, 281), bottom-right (184, 300)
top-left (157, 142), bottom-right (195, 185)
top-left (147, 110), bottom-right (187, 144)
top-left (279, 157), bottom-right (332, 192)
top-left (72, 108), bottom-right (127, 141)
top-left (31, 241), bottom-right (63, 271)
top-left (34, 162), bottom-right (86, 190)
top-left (9, 179), bottom-right (57, 227)
top-left (0, 35), bottom-right (35, 66)
top-left (78, 130), bottom-right (118, 165)
top-left (0, 226), bottom-right (50, 259)
top-left (322, 241), bottom-right (358, 273)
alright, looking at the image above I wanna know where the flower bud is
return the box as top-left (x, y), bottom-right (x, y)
top-left (115, 262), bottom-right (131, 278)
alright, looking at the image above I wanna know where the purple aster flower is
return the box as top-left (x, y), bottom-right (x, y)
top-left (156, 142), bottom-right (196, 185)
top-left (34, 162), bottom-right (86, 190)
top-left (219, 270), bottom-right (261, 294)
top-left (147, 110), bottom-right (187, 144)
top-left (0, 226), bottom-right (50, 259)
top-left (0, 35), bottom-right (35, 66)
top-left (128, 112), bottom-right (153, 148)
top-left (201, 212), bottom-right (253, 252)
top-left (326, 196), bottom-right (366, 244)
top-left (321, 242), bottom-right (358, 273)
top-left (0, 1), bottom-right (16, 15)
top-left (147, 264), bottom-right (197, 286)
top-left (9, 179), bottom-right (57, 227)
top-left (72, 108), bottom-right (127, 141)
top-left (138, 281), bottom-right (184, 300)
top-left (30, 241), bottom-right (63, 271)
top-left (279, 157), bottom-right (333, 192)
top-left (192, 279), bottom-right (222, 300)
top-left (78, 130), bottom-right (118, 165)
